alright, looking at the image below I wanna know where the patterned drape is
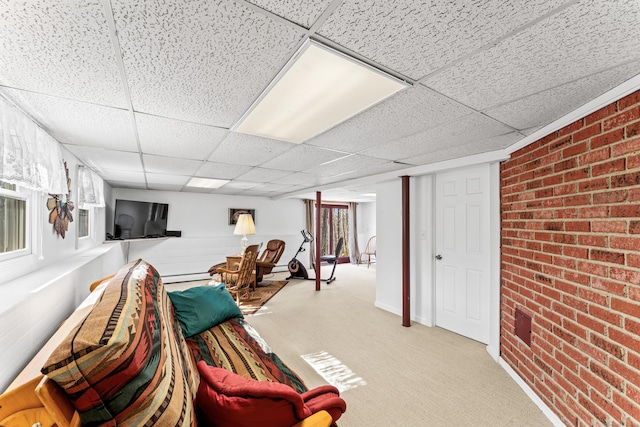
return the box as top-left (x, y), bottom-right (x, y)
top-left (0, 96), bottom-right (67, 194)
top-left (78, 165), bottom-right (105, 208)
top-left (304, 199), bottom-right (315, 270)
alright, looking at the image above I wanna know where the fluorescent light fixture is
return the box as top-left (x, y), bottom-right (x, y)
top-left (232, 39), bottom-right (409, 144)
top-left (186, 177), bottom-right (229, 189)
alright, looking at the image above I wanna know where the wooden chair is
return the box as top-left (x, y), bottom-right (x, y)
top-left (359, 235), bottom-right (376, 268)
top-left (256, 239), bottom-right (286, 282)
top-left (217, 245), bottom-right (259, 303)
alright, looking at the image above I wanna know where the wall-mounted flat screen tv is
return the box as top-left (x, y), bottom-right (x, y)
top-left (113, 199), bottom-right (169, 239)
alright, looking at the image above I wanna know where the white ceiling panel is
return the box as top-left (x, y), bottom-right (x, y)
top-left (319, 0), bottom-right (572, 79)
top-left (422, 0), bottom-right (640, 110)
top-left (306, 85), bottom-right (476, 152)
top-left (111, 0), bottom-right (304, 127)
top-left (361, 114), bottom-right (514, 161)
top-left (196, 162), bottom-right (253, 180)
top-left (245, 0), bottom-right (333, 28)
top-left (143, 154), bottom-right (202, 175)
top-left (0, 0), bottom-right (127, 107)
top-left (260, 145), bottom-right (348, 172)
top-left (63, 147), bottom-right (143, 173)
top-left (305, 154), bottom-right (388, 177)
top-left (235, 167), bottom-right (293, 183)
top-left (208, 133), bottom-right (293, 166)
top-left (1, 89), bottom-right (137, 152)
top-left (98, 169), bottom-right (146, 184)
top-left (145, 173), bottom-right (190, 186)
top-left (483, 60), bottom-right (640, 130)
top-left (271, 172), bottom-right (321, 186)
top-left (136, 114), bottom-right (228, 159)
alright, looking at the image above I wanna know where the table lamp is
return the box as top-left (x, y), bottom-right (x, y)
top-left (233, 213), bottom-right (256, 252)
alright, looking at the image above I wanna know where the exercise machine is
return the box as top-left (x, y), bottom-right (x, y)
top-left (287, 230), bottom-right (314, 280)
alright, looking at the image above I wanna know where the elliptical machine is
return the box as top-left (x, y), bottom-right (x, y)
top-left (287, 230), bottom-right (314, 280)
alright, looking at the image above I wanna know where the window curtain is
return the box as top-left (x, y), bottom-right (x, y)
top-left (78, 165), bottom-right (105, 208)
top-left (0, 97), bottom-right (67, 194)
top-left (304, 199), bottom-right (316, 271)
top-left (348, 202), bottom-right (360, 264)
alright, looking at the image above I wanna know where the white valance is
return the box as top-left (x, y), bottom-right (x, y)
top-left (0, 96), bottom-right (68, 194)
top-left (77, 165), bottom-right (105, 208)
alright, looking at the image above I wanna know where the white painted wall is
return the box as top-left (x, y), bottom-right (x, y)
top-left (110, 189), bottom-right (307, 281)
top-left (375, 177), bottom-right (434, 324)
top-left (358, 201), bottom-right (376, 253)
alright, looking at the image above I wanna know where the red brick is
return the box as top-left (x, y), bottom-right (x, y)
top-left (609, 327), bottom-right (640, 354)
top-left (586, 103), bottom-right (617, 125)
top-left (591, 221), bottom-right (626, 233)
top-left (611, 236), bottom-right (640, 250)
top-left (564, 246), bottom-right (589, 260)
top-left (609, 358), bottom-right (640, 395)
top-left (589, 389), bottom-right (622, 422)
top-left (563, 142), bottom-right (588, 158)
top-left (564, 194), bottom-right (592, 206)
top-left (604, 106), bottom-right (640, 130)
top-left (610, 204), bottom-right (640, 217)
top-left (629, 152), bottom-right (640, 169)
top-left (611, 297), bottom-right (640, 317)
top-left (589, 249), bottom-right (625, 265)
top-left (618, 90), bottom-right (640, 110)
top-left (579, 235), bottom-right (607, 247)
top-left (591, 278), bottom-right (626, 295)
top-left (611, 135), bottom-right (640, 157)
top-left (592, 189), bottom-right (627, 205)
top-left (591, 128), bottom-right (625, 149)
top-left (577, 312), bottom-right (606, 335)
top-left (592, 158), bottom-right (626, 177)
top-left (625, 317), bottom-right (640, 335)
top-left (613, 392), bottom-right (640, 427)
top-left (565, 168), bottom-right (590, 182)
top-left (589, 361), bottom-right (625, 391)
top-left (610, 267), bottom-right (640, 285)
top-left (589, 304), bottom-right (621, 326)
top-left (578, 177), bottom-right (608, 192)
top-left (574, 123), bottom-right (603, 142)
top-left (611, 172), bottom-right (640, 188)
top-left (628, 253), bottom-right (640, 268)
top-left (625, 121), bottom-right (640, 137)
top-left (577, 206), bottom-right (609, 218)
top-left (578, 391), bottom-right (608, 424)
top-left (629, 352), bottom-right (640, 371)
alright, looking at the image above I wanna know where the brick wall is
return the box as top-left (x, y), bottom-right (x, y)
top-left (501, 90), bottom-right (640, 426)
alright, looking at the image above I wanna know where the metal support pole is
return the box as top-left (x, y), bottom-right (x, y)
top-left (402, 176), bottom-right (410, 327)
top-left (316, 191), bottom-right (322, 291)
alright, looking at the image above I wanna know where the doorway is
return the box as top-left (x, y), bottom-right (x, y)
top-left (434, 165), bottom-right (491, 344)
top-left (319, 204), bottom-right (350, 263)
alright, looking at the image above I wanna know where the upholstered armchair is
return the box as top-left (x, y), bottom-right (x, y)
top-left (256, 239), bottom-right (286, 283)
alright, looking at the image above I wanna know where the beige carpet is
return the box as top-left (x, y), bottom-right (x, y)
top-left (245, 265), bottom-right (553, 427)
top-left (165, 278), bottom-right (288, 316)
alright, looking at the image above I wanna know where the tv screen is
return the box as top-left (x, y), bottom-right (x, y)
top-left (113, 199), bottom-right (169, 239)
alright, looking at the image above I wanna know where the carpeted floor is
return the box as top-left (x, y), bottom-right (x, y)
top-left (165, 278), bottom-right (288, 316)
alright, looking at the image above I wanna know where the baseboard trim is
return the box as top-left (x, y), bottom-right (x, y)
top-left (498, 357), bottom-right (564, 427)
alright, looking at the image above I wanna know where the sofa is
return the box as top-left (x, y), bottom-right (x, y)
top-left (0, 259), bottom-right (345, 426)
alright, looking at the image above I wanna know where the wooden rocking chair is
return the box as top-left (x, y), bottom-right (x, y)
top-left (359, 235), bottom-right (376, 268)
top-left (216, 245), bottom-right (259, 303)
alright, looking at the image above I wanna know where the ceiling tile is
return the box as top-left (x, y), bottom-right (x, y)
top-left (361, 114), bottom-right (514, 161)
top-left (142, 154), bottom-right (202, 175)
top-left (306, 85), bottom-right (475, 152)
top-left (196, 161), bottom-right (253, 180)
top-left (403, 132), bottom-right (522, 165)
top-left (222, 180), bottom-right (263, 189)
top-left (305, 154), bottom-right (388, 177)
top-left (422, 0), bottom-right (640, 110)
top-left (208, 133), bottom-right (293, 166)
top-left (319, 0), bottom-right (571, 79)
top-left (251, 182), bottom-right (293, 192)
top-left (270, 172), bottom-right (320, 186)
top-left (111, 0), bottom-right (304, 126)
top-left (483, 60), bottom-right (640, 130)
top-left (0, 0), bottom-right (127, 107)
top-left (235, 167), bottom-right (293, 183)
top-left (145, 173), bottom-right (190, 186)
top-left (1, 89), bottom-right (137, 151)
top-left (260, 144), bottom-right (348, 171)
top-left (64, 146), bottom-right (143, 173)
top-left (136, 113), bottom-right (228, 159)
top-left (99, 169), bottom-right (146, 184)
top-left (245, 0), bottom-right (333, 28)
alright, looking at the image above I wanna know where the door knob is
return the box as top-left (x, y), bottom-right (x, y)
top-left (435, 254), bottom-right (442, 260)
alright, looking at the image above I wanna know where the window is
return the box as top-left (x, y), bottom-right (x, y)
top-left (319, 204), bottom-right (350, 262)
top-left (78, 208), bottom-right (89, 238)
top-left (0, 181), bottom-right (27, 255)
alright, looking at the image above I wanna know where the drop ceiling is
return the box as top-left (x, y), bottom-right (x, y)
top-left (1, 0), bottom-right (639, 203)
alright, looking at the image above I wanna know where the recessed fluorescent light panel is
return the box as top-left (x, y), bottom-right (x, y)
top-left (232, 40), bottom-right (409, 144)
top-left (186, 177), bottom-right (229, 189)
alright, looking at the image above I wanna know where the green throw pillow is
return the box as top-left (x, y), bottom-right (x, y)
top-left (168, 284), bottom-right (243, 338)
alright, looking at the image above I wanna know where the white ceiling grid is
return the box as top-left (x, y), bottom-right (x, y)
top-left (0, 0), bottom-right (639, 202)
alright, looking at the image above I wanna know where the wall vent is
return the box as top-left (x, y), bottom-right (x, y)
top-left (515, 308), bottom-right (532, 347)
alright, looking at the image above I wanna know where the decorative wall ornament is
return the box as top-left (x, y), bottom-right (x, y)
top-left (47, 161), bottom-right (74, 238)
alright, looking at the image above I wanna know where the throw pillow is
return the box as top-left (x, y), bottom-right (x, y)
top-left (168, 284), bottom-right (243, 337)
top-left (195, 361), bottom-right (346, 427)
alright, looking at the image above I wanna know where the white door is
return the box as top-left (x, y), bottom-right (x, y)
top-left (435, 165), bottom-right (490, 344)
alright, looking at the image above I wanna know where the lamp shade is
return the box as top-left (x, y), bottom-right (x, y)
top-left (233, 214), bottom-right (256, 236)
